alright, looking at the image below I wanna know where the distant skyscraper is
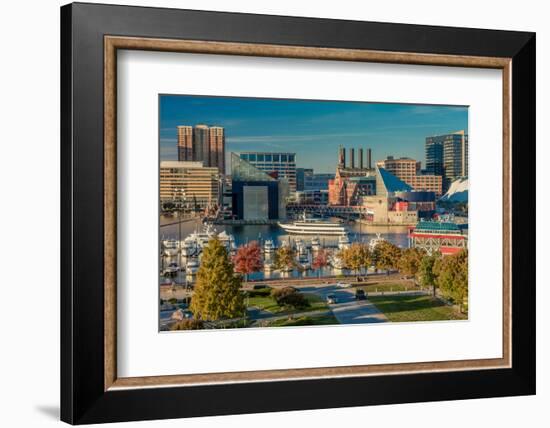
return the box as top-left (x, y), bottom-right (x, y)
top-left (177, 124), bottom-right (225, 174)
top-left (443, 130), bottom-right (468, 182)
top-left (425, 131), bottom-right (468, 191)
top-left (177, 126), bottom-right (193, 162)
top-left (425, 136), bottom-right (444, 176)
top-left (209, 126), bottom-right (225, 176)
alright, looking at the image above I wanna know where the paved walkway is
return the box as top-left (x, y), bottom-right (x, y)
top-left (330, 299), bottom-right (387, 324)
top-left (305, 285), bottom-right (388, 324)
top-left (246, 284), bottom-right (429, 325)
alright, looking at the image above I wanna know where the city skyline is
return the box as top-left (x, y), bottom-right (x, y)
top-left (160, 95), bottom-right (468, 173)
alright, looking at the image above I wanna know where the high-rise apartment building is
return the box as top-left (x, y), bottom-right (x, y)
top-left (237, 152), bottom-right (297, 192)
top-left (159, 161), bottom-right (220, 208)
top-left (425, 131), bottom-right (468, 191)
top-left (425, 137), bottom-right (444, 176)
top-left (208, 126), bottom-right (225, 175)
top-left (177, 126), bottom-right (193, 162)
top-left (443, 130), bottom-right (468, 183)
top-left (177, 124), bottom-right (225, 174)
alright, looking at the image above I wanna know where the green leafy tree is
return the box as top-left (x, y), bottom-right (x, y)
top-left (271, 287), bottom-right (309, 310)
top-left (274, 245), bottom-right (296, 272)
top-left (190, 238), bottom-right (244, 321)
top-left (340, 243), bottom-right (371, 278)
top-left (398, 248), bottom-right (425, 278)
top-left (373, 240), bottom-right (402, 274)
top-left (419, 253), bottom-right (439, 296)
top-left (434, 249), bottom-right (468, 313)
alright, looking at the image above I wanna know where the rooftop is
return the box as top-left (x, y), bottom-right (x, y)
top-left (377, 167), bottom-right (413, 193)
top-left (231, 153), bottom-right (276, 182)
top-left (413, 221), bottom-right (463, 233)
top-left (160, 161), bottom-right (206, 169)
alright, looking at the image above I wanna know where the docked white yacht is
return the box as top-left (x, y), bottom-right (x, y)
top-left (180, 239), bottom-right (197, 258)
top-left (162, 239), bottom-right (179, 256)
top-left (182, 224), bottom-right (236, 255)
top-left (185, 258), bottom-right (200, 275)
top-left (263, 239), bottom-right (275, 254)
top-left (278, 213), bottom-right (347, 236)
top-left (311, 236), bottom-right (321, 252)
top-left (337, 233), bottom-right (351, 250)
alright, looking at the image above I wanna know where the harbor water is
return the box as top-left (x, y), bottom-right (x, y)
top-left (160, 215), bottom-right (409, 284)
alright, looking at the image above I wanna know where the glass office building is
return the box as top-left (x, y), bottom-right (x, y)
top-left (425, 136), bottom-right (445, 176)
top-left (238, 152), bottom-right (297, 192)
top-left (425, 131), bottom-right (468, 191)
top-left (304, 172), bottom-right (335, 191)
top-left (296, 168), bottom-right (313, 191)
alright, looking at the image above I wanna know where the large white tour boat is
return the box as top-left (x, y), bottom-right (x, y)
top-left (278, 213), bottom-right (347, 236)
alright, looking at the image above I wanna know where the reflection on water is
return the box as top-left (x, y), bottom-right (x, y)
top-left (160, 215), bottom-right (409, 284)
top-left (160, 216), bottom-right (409, 247)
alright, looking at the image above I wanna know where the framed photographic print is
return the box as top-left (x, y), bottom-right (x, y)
top-left (60, 2), bottom-right (536, 424)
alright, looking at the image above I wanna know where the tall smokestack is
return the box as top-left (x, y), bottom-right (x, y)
top-left (338, 146), bottom-right (344, 168)
top-left (350, 148), bottom-right (355, 169)
top-left (342, 146), bottom-right (346, 168)
top-left (367, 148), bottom-right (372, 169)
top-left (359, 148), bottom-right (364, 169)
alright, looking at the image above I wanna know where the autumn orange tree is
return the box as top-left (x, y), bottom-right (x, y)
top-left (340, 243), bottom-right (371, 279)
top-left (190, 238), bottom-right (244, 321)
top-left (434, 249), bottom-right (468, 313)
top-left (398, 247), bottom-right (425, 279)
top-left (232, 241), bottom-right (263, 283)
top-left (372, 240), bottom-right (402, 274)
top-left (273, 245), bottom-right (296, 272)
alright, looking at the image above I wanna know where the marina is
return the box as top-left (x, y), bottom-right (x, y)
top-left (159, 214), bottom-right (409, 285)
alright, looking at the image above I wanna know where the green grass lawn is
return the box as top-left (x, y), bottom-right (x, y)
top-left (265, 313), bottom-right (339, 327)
top-left (357, 283), bottom-right (416, 293)
top-left (246, 290), bottom-right (328, 314)
top-left (368, 294), bottom-right (467, 322)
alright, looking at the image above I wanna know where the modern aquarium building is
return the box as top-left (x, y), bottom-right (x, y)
top-left (236, 151), bottom-right (297, 192)
top-left (230, 153), bottom-right (288, 221)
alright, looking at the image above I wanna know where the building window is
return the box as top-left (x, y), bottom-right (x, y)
top-left (273, 154), bottom-right (280, 162)
top-left (265, 154), bottom-right (272, 162)
top-left (281, 154), bottom-right (288, 162)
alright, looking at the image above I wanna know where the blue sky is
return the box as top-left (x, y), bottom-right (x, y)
top-left (159, 95), bottom-right (468, 173)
